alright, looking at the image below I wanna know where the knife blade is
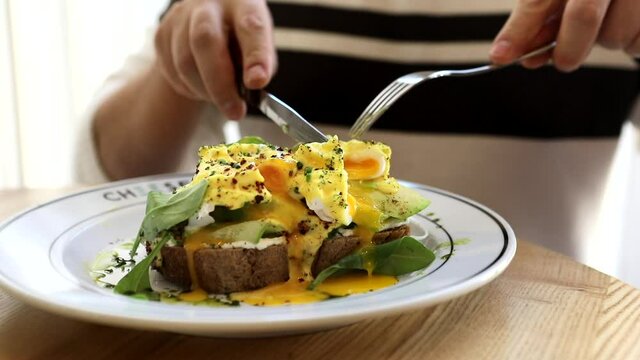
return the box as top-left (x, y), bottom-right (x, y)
top-left (244, 89), bottom-right (328, 144)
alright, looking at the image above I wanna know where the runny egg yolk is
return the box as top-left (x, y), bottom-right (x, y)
top-left (347, 194), bottom-right (358, 219)
top-left (344, 149), bottom-right (387, 180)
top-left (258, 159), bottom-right (292, 194)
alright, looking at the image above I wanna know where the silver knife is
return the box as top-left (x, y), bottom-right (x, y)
top-left (244, 90), bottom-right (328, 143)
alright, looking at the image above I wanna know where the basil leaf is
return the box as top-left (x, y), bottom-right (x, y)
top-left (114, 232), bottom-right (172, 295)
top-left (145, 191), bottom-right (171, 213)
top-left (130, 180), bottom-right (208, 257)
top-left (308, 236), bottom-right (435, 290)
top-left (232, 136), bottom-right (269, 145)
top-left (371, 236), bottom-right (435, 275)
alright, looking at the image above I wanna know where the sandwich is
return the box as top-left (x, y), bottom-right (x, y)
top-left (114, 136), bottom-right (434, 305)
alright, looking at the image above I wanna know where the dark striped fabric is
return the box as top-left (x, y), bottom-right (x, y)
top-left (267, 53), bottom-right (638, 137)
top-left (165, 1), bottom-right (640, 138)
top-left (269, 3), bottom-right (509, 41)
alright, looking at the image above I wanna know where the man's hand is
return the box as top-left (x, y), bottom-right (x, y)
top-left (490, 0), bottom-right (640, 71)
top-left (155, 0), bottom-right (276, 119)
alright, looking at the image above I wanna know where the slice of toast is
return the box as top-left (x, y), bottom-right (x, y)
top-left (158, 224), bottom-right (410, 293)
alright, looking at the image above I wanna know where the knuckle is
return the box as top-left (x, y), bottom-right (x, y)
top-left (237, 12), bottom-right (268, 34)
top-left (190, 21), bottom-right (219, 50)
top-left (243, 47), bottom-right (269, 65)
top-left (567, 1), bottom-right (604, 28)
top-left (190, 7), bottom-right (220, 49)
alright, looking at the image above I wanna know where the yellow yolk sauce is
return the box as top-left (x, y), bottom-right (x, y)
top-left (345, 157), bottom-right (383, 180)
top-left (231, 281), bottom-right (329, 306)
top-left (231, 273), bottom-right (397, 306)
top-left (174, 138), bottom-right (409, 305)
top-left (179, 229), bottom-right (230, 302)
top-left (315, 273), bottom-right (397, 296)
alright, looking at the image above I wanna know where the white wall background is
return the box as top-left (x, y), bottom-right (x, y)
top-left (0, 0), bottom-right (167, 189)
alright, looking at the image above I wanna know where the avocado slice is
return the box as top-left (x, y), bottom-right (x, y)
top-left (367, 185), bottom-right (430, 221)
top-left (210, 220), bottom-right (285, 243)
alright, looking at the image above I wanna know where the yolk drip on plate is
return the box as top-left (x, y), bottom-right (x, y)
top-left (231, 273), bottom-right (398, 306)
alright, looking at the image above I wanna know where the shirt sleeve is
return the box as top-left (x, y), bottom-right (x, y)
top-left (72, 27), bottom-right (157, 185)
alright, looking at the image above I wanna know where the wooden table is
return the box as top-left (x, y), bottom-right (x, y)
top-left (1, 188), bottom-right (639, 359)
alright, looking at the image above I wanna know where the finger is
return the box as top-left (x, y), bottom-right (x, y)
top-left (172, 13), bottom-right (209, 100)
top-left (598, 0), bottom-right (640, 50)
top-left (625, 31), bottom-right (640, 56)
top-left (154, 4), bottom-right (199, 99)
top-left (189, 3), bottom-right (246, 119)
top-left (232, 0), bottom-right (276, 89)
top-left (490, 0), bottom-right (563, 64)
top-left (554, 0), bottom-right (611, 72)
top-left (521, 15), bottom-right (561, 68)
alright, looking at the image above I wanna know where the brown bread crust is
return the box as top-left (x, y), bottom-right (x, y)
top-left (372, 224), bottom-right (410, 244)
top-left (159, 246), bottom-right (191, 288)
top-left (158, 224), bottom-right (410, 293)
top-left (159, 244), bottom-right (289, 293)
top-left (311, 235), bottom-right (361, 277)
top-left (195, 245), bottom-right (289, 293)
top-left (311, 224), bottom-right (410, 276)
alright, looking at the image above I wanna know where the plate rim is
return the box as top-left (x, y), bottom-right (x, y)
top-left (0, 173), bottom-right (517, 334)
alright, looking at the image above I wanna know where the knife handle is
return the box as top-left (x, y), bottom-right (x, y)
top-left (230, 39), bottom-right (264, 108)
top-left (240, 86), bottom-right (264, 108)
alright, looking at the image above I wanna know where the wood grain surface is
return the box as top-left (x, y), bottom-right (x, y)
top-left (1, 188), bottom-right (639, 360)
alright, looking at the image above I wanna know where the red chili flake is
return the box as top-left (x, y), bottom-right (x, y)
top-left (231, 178), bottom-right (238, 185)
top-left (297, 220), bottom-right (311, 235)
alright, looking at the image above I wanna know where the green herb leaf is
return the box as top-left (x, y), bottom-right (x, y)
top-left (232, 136), bottom-right (269, 145)
top-left (114, 232), bottom-right (172, 295)
top-left (130, 180), bottom-right (208, 257)
top-left (211, 205), bottom-right (246, 222)
top-left (308, 236), bottom-right (435, 290)
top-left (145, 191), bottom-right (171, 213)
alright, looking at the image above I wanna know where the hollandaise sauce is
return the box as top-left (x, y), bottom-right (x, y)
top-left (231, 273), bottom-right (398, 306)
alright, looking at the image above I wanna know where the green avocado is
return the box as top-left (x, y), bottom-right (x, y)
top-left (368, 185), bottom-right (431, 221)
top-left (210, 220), bottom-right (285, 243)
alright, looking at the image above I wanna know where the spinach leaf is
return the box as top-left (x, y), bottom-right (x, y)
top-left (114, 232), bottom-right (172, 295)
top-left (130, 180), bottom-right (208, 257)
top-left (308, 236), bottom-right (435, 290)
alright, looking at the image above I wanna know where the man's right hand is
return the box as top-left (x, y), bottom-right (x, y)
top-left (155, 0), bottom-right (277, 119)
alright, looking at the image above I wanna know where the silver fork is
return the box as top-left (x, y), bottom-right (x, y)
top-left (349, 42), bottom-right (557, 138)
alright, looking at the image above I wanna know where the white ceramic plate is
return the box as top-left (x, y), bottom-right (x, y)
top-left (0, 174), bottom-right (516, 337)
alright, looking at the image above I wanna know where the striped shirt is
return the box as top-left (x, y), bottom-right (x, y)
top-left (166, 0), bottom-right (639, 137)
